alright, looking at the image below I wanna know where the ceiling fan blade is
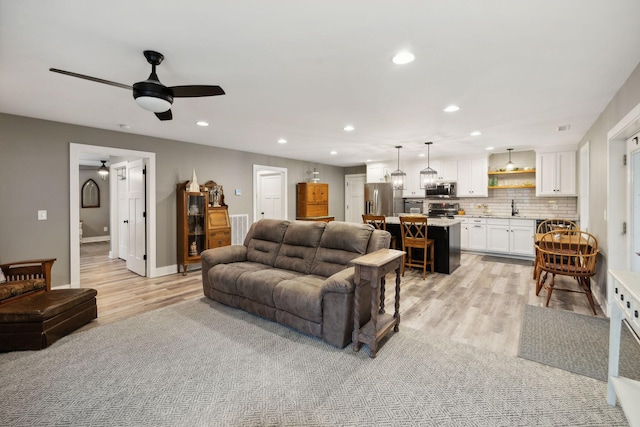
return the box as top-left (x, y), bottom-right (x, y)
top-left (49, 68), bottom-right (132, 90)
top-left (170, 85), bottom-right (225, 98)
top-left (155, 110), bottom-right (173, 121)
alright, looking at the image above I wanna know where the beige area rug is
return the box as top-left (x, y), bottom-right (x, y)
top-left (0, 298), bottom-right (628, 426)
top-left (518, 304), bottom-right (640, 382)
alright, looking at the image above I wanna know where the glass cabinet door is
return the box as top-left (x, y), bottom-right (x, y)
top-left (186, 194), bottom-right (206, 257)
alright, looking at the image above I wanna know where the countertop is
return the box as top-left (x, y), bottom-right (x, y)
top-left (385, 216), bottom-right (461, 227)
top-left (454, 214), bottom-right (579, 221)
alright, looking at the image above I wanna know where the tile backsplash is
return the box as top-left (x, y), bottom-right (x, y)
top-left (425, 188), bottom-right (578, 219)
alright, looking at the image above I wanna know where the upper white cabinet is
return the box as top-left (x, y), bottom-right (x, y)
top-left (402, 162), bottom-right (426, 198)
top-left (457, 158), bottom-right (489, 197)
top-left (535, 151), bottom-right (576, 196)
top-left (431, 160), bottom-right (458, 182)
top-left (366, 162), bottom-right (394, 183)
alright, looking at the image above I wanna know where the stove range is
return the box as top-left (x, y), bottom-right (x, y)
top-left (428, 202), bottom-right (459, 218)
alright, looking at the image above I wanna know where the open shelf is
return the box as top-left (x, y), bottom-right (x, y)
top-left (488, 169), bottom-right (535, 175)
top-left (488, 185), bottom-right (536, 189)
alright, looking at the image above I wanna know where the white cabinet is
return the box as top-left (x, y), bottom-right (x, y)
top-left (486, 218), bottom-right (534, 256)
top-left (403, 162), bottom-right (426, 198)
top-left (467, 217), bottom-right (487, 250)
top-left (510, 219), bottom-right (535, 256)
top-left (487, 219), bottom-right (510, 252)
top-left (366, 162), bottom-right (394, 183)
top-left (430, 160), bottom-right (458, 182)
top-left (536, 151), bottom-right (576, 196)
top-left (460, 218), bottom-right (469, 249)
top-left (457, 158), bottom-right (488, 197)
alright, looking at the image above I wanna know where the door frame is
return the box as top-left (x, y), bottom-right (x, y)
top-left (253, 164), bottom-right (287, 223)
top-left (70, 143), bottom-right (156, 287)
top-left (606, 101), bottom-right (640, 314)
top-left (344, 173), bottom-right (366, 223)
top-left (110, 160), bottom-right (128, 260)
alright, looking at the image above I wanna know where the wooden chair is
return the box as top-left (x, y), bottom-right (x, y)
top-left (534, 230), bottom-right (598, 315)
top-left (0, 258), bottom-right (56, 305)
top-left (399, 216), bottom-right (434, 279)
top-left (362, 214), bottom-right (396, 249)
top-left (533, 219), bottom-right (579, 279)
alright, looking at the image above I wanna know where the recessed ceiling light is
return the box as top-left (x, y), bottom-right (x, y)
top-left (196, 121), bottom-right (209, 127)
top-left (392, 51), bottom-right (415, 65)
top-left (470, 131), bottom-right (482, 136)
top-left (485, 146), bottom-right (495, 150)
top-left (343, 125), bottom-right (355, 132)
top-left (365, 159), bottom-right (372, 162)
top-left (277, 138), bottom-right (287, 144)
top-left (330, 151), bottom-right (338, 155)
top-left (443, 105), bottom-right (460, 113)
top-left (418, 153), bottom-right (426, 157)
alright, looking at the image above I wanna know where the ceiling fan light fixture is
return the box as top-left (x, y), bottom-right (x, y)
top-left (134, 95), bottom-right (172, 113)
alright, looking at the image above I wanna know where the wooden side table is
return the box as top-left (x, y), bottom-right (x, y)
top-left (352, 249), bottom-right (405, 358)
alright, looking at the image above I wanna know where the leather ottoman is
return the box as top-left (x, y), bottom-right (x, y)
top-left (0, 288), bottom-right (97, 351)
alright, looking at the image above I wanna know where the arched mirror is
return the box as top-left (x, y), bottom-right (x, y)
top-left (82, 179), bottom-right (100, 208)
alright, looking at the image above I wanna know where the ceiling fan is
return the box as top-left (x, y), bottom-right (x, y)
top-left (49, 50), bottom-right (225, 121)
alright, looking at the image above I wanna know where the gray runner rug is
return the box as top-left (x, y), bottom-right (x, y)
top-left (1, 298), bottom-right (628, 426)
top-left (518, 304), bottom-right (640, 382)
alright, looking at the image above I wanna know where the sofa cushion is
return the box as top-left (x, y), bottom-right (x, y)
top-left (273, 275), bottom-right (326, 323)
top-left (310, 222), bottom-right (373, 277)
top-left (274, 221), bottom-right (325, 274)
top-left (209, 262), bottom-right (272, 295)
top-left (236, 268), bottom-right (303, 307)
top-left (246, 219), bottom-right (289, 266)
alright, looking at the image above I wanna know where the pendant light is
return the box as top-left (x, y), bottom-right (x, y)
top-left (390, 146), bottom-right (406, 190)
top-left (505, 148), bottom-right (515, 171)
top-left (98, 160), bottom-right (109, 181)
top-left (420, 142), bottom-right (438, 189)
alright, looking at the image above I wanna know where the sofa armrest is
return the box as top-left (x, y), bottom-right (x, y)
top-left (321, 267), bottom-right (356, 296)
top-left (201, 245), bottom-right (247, 270)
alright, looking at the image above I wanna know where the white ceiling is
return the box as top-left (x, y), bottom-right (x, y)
top-left (1, 1), bottom-right (639, 167)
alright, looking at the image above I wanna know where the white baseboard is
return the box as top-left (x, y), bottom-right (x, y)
top-left (81, 236), bottom-right (110, 243)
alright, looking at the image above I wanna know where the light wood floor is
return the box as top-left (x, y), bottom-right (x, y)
top-left (79, 242), bottom-right (603, 356)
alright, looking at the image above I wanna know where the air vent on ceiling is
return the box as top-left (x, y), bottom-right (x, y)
top-left (557, 124), bottom-right (571, 132)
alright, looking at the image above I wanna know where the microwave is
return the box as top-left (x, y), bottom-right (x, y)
top-left (426, 182), bottom-right (456, 198)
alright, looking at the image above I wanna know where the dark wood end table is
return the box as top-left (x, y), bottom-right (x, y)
top-left (352, 249), bottom-right (405, 358)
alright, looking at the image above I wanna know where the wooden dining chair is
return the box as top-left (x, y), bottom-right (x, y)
top-left (533, 219), bottom-right (579, 279)
top-left (362, 214), bottom-right (396, 249)
top-left (534, 229), bottom-right (598, 315)
top-left (399, 215), bottom-right (434, 279)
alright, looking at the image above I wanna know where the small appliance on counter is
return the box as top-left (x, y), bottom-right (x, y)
top-left (428, 202), bottom-right (460, 218)
top-left (404, 199), bottom-right (424, 214)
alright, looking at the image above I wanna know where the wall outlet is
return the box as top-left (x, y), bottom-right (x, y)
top-left (104, 226), bottom-right (108, 232)
top-left (37, 210), bottom-right (47, 220)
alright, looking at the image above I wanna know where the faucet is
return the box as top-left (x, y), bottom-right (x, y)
top-left (511, 199), bottom-right (519, 216)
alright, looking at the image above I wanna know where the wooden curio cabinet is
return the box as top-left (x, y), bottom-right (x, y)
top-left (296, 182), bottom-right (329, 217)
top-left (177, 182), bottom-right (208, 275)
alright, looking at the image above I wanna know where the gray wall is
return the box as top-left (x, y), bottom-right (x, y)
top-left (0, 113), bottom-right (347, 286)
top-left (79, 168), bottom-right (110, 238)
top-left (577, 61), bottom-right (640, 305)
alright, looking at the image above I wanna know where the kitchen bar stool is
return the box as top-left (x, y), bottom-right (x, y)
top-left (399, 215), bottom-right (434, 279)
top-left (362, 214), bottom-right (396, 249)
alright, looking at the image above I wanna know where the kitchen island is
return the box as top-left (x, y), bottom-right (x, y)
top-left (385, 216), bottom-right (461, 274)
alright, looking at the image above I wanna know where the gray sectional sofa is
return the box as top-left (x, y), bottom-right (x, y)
top-left (201, 219), bottom-right (391, 348)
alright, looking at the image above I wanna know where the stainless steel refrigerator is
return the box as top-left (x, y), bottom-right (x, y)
top-left (364, 183), bottom-right (404, 217)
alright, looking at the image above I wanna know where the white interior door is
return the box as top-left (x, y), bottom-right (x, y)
top-left (253, 165), bottom-right (287, 222)
top-left (258, 172), bottom-right (283, 220)
top-left (126, 159), bottom-right (146, 276)
top-left (345, 174), bottom-right (365, 223)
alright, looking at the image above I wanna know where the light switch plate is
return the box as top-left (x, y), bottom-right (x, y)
top-left (38, 210), bottom-right (47, 220)
top-left (235, 189), bottom-right (241, 196)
